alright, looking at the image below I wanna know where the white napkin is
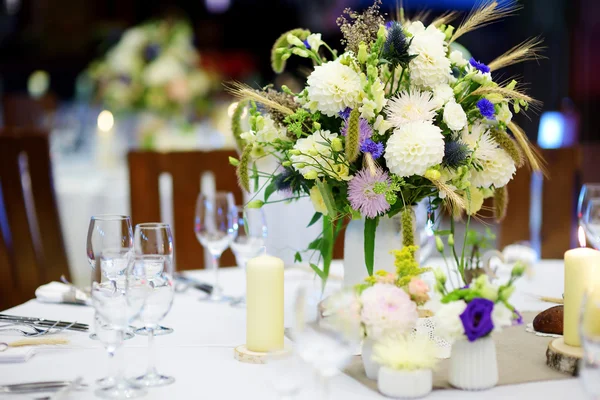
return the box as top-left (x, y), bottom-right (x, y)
top-left (35, 282), bottom-right (90, 305)
top-left (0, 347), bottom-right (35, 363)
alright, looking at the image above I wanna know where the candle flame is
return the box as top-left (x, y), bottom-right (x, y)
top-left (579, 226), bottom-right (586, 248)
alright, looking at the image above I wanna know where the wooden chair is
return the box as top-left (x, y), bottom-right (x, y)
top-left (1, 93), bottom-right (57, 128)
top-left (128, 150), bottom-right (243, 270)
top-left (499, 147), bottom-right (582, 259)
top-left (0, 128), bottom-right (70, 309)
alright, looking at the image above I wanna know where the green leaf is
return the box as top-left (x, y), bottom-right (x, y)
top-left (246, 200), bottom-right (264, 209)
top-left (434, 229), bottom-right (452, 236)
top-left (364, 217), bottom-right (378, 276)
top-left (252, 163), bottom-right (259, 192)
top-left (307, 238), bottom-right (323, 251)
top-left (322, 216), bottom-right (334, 290)
top-left (307, 212), bottom-right (322, 228)
top-left (264, 182), bottom-right (277, 203)
top-left (309, 263), bottom-right (327, 281)
top-left (315, 179), bottom-right (337, 219)
top-left (294, 252), bottom-right (302, 263)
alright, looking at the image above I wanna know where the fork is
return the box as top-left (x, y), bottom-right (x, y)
top-left (0, 321), bottom-right (75, 337)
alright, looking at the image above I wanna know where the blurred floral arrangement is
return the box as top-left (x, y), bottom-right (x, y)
top-left (87, 19), bottom-right (218, 117)
top-left (229, 0), bottom-right (545, 286)
top-left (374, 333), bottom-right (438, 371)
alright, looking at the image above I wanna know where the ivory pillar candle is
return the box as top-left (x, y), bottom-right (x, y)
top-left (564, 241), bottom-right (600, 346)
top-left (246, 254), bottom-right (284, 352)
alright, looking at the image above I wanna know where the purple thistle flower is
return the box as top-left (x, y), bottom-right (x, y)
top-left (477, 98), bottom-right (495, 119)
top-left (348, 168), bottom-right (391, 219)
top-left (360, 139), bottom-right (384, 159)
top-left (469, 58), bottom-right (490, 74)
top-left (303, 39), bottom-right (311, 50)
top-left (341, 117), bottom-right (373, 146)
top-left (338, 107), bottom-right (352, 119)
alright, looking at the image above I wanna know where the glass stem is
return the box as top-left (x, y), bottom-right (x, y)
top-left (114, 330), bottom-right (126, 388)
top-left (146, 326), bottom-right (158, 377)
top-left (212, 254), bottom-right (223, 299)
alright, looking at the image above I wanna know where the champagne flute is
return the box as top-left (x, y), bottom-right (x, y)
top-left (578, 184), bottom-right (600, 249)
top-left (133, 222), bottom-right (174, 336)
top-left (132, 254), bottom-right (176, 387)
top-left (91, 249), bottom-right (146, 399)
top-left (580, 286), bottom-right (600, 397)
top-left (194, 192), bottom-right (237, 302)
top-left (229, 206), bottom-right (267, 306)
top-left (87, 215), bottom-right (135, 340)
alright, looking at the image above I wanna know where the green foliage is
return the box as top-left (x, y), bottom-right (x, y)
top-left (231, 100), bottom-right (248, 153)
top-left (236, 144), bottom-right (252, 192)
top-left (271, 29), bottom-right (311, 73)
top-left (364, 217), bottom-right (378, 276)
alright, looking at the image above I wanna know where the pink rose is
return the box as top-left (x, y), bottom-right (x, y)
top-left (376, 272), bottom-right (396, 285)
top-left (408, 277), bottom-right (430, 304)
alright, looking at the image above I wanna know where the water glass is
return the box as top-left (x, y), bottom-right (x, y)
top-left (87, 215), bottom-right (134, 279)
top-left (133, 223), bottom-right (174, 336)
top-left (580, 286), bottom-right (600, 398)
top-left (578, 184), bottom-right (600, 249)
top-left (132, 255), bottom-right (176, 387)
top-left (194, 192), bottom-right (237, 302)
top-left (230, 206), bottom-right (267, 269)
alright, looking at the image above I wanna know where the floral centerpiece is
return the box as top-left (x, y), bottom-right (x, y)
top-left (87, 19), bottom-right (219, 148)
top-left (229, 0), bottom-right (544, 285)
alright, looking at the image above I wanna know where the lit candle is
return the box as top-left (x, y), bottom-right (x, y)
top-left (563, 227), bottom-right (600, 346)
top-left (246, 254), bottom-right (284, 352)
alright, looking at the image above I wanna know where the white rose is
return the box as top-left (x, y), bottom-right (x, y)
top-left (443, 101), bottom-right (467, 131)
top-left (449, 50), bottom-right (468, 67)
top-left (434, 300), bottom-right (467, 341)
top-left (491, 303), bottom-right (513, 332)
top-left (432, 84), bottom-right (454, 109)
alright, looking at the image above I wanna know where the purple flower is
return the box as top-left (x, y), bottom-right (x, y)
top-left (348, 168), bottom-right (391, 218)
top-left (341, 117), bottom-right (373, 146)
top-left (469, 58), bottom-right (490, 74)
top-left (143, 43), bottom-right (161, 62)
top-left (477, 98), bottom-right (495, 119)
top-left (385, 21), bottom-right (395, 30)
top-left (338, 107), bottom-right (352, 119)
top-left (513, 310), bottom-right (523, 326)
top-left (459, 298), bottom-right (494, 342)
top-left (361, 139), bottom-right (384, 159)
top-left (303, 39), bottom-right (311, 50)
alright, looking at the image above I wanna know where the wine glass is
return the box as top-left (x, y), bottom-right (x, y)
top-left (132, 254), bottom-right (176, 387)
top-left (91, 249), bottom-right (146, 399)
top-left (194, 192), bottom-right (237, 302)
top-left (580, 285), bottom-right (600, 397)
top-left (133, 223), bottom-right (174, 336)
top-left (578, 184), bottom-right (600, 249)
top-left (87, 215), bottom-right (135, 340)
top-left (229, 206), bottom-right (268, 306)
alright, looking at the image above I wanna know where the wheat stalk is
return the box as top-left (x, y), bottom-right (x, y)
top-left (432, 11), bottom-right (460, 27)
top-left (508, 121), bottom-right (547, 175)
top-left (225, 82), bottom-right (294, 116)
top-left (450, 1), bottom-right (520, 44)
top-left (470, 85), bottom-right (542, 109)
top-left (488, 36), bottom-right (546, 71)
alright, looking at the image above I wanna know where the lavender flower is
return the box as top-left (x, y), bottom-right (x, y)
top-left (469, 58), bottom-right (490, 73)
top-left (460, 298), bottom-right (494, 342)
top-left (348, 167), bottom-right (391, 218)
top-left (361, 139), bottom-right (384, 159)
top-left (342, 117), bottom-right (373, 146)
top-left (477, 98), bottom-right (495, 119)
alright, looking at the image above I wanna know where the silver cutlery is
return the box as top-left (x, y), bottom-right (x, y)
top-left (0, 315), bottom-right (88, 331)
top-left (0, 321), bottom-right (76, 337)
top-left (0, 380), bottom-right (87, 394)
top-left (51, 376), bottom-right (83, 400)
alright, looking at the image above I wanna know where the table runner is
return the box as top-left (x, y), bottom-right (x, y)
top-left (344, 312), bottom-right (573, 391)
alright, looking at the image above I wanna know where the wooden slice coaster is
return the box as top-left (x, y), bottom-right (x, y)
top-left (234, 344), bottom-right (291, 364)
top-left (546, 337), bottom-right (583, 376)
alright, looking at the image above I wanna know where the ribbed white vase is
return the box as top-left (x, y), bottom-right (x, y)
top-left (362, 338), bottom-right (380, 380)
top-left (378, 367), bottom-right (433, 399)
top-left (448, 336), bottom-right (498, 390)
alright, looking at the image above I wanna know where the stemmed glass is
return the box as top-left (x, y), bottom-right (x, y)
top-left (133, 223), bottom-right (174, 336)
top-left (579, 184), bottom-right (600, 249)
top-left (580, 286), bottom-right (600, 398)
top-left (91, 249), bottom-right (146, 399)
top-left (132, 254), bottom-right (176, 387)
top-left (87, 215), bottom-right (135, 340)
top-left (194, 192), bottom-right (237, 302)
top-left (229, 206), bottom-right (268, 306)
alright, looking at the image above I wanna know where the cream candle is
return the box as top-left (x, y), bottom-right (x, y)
top-left (563, 227), bottom-right (600, 346)
top-left (246, 254), bottom-right (284, 352)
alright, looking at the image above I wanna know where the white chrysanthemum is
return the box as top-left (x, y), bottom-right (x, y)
top-left (443, 101), bottom-right (467, 131)
top-left (407, 22), bottom-right (452, 89)
top-left (306, 60), bottom-right (363, 116)
top-left (434, 300), bottom-right (467, 341)
top-left (385, 89), bottom-right (437, 127)
top-left (432, 84), bottom-right (455, 109)
top-left (384, 122), bottom-right (445, 177)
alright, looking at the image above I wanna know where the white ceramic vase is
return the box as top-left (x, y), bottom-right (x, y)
top-left (378, 367), bottom-right (433, 399)
top-left (362, 338), bottom-right (380, 380)
top-left (448, 336), bottom-right (498, 390)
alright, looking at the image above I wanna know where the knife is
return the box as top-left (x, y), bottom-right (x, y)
top-left (173, 274), bottom-right (213, 294)
top-left (0, 380), bottom-right (87, 394)
top-left (0, 315), bottom-right (89, 331)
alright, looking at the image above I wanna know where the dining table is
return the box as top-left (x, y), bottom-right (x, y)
top-left (0, 259), bottom-right (586, 399)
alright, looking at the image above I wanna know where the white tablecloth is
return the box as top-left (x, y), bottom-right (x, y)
top-left (0, 260), bottom-right (585, 399)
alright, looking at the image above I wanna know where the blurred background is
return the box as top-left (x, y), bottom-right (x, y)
top-left (0, 0), bottom-right (598, 289)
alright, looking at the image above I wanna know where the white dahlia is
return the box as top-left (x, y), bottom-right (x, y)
top-left (384, 89), bottom-right (437, 127)
top-left (306, 60), bottom-right (363, 116)
top-left (407, 22), bottom-right (452, 89)
top-left (384, 122), bottom-right (445, 177)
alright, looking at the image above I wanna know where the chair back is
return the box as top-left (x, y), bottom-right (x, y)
top-left (0, 128), bottom-right (69, 309)
top-left (499, 147), bottom-right (582, 258)
top-left (2, 93), bottom-right (57, 128)
top-left (128, 150), bottom-right (243, 270)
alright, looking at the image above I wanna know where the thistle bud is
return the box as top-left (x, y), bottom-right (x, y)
top-left (331, 137), bottom-right (343, 152)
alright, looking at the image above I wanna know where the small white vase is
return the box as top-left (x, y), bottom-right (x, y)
top-left (378, 367), bottom-right (433, 399)
top-left (362, 338), bottom-right (380, 380)
top-left (448, 336), bottom-right (498, 390)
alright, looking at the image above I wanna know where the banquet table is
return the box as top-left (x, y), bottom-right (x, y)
top-left (0, 259), bottom-right (586, 399)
